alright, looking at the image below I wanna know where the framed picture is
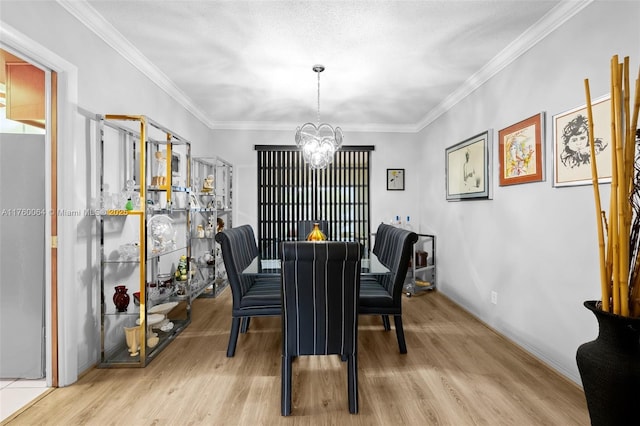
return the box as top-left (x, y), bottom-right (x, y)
top-left (446, 130), bottom-right (492, 201)
top-left (171, 152), bottom-right (183, 178)
top-left (553, 95), bottom-right (611, 187)
top-left (387, 169), bottom-right (405, 191)
top-left (498, 112), bottom-right (544, 186)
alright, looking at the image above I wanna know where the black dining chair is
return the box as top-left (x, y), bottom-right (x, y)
top-left (215, 225), bottom-right (281, 357)
top-left (280, 241), bottom-right (361, 415)
top-left (297, 220), bottom-right (330, 240)
top-left (359, 223), bottom-right (418, 354)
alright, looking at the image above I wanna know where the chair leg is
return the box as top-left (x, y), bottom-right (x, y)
top-left (241, 317), bottom-right (251, 333)
top-left (347, 354), bottom-right (359, 414)
top-left (393, 315), bottom-right (407, 354)
top-left (227, 317), bottom-right (241, 357)
top-left (381, 315), bottom-right (391, 331)
top-left (281, 355), bottom-right (293, 416)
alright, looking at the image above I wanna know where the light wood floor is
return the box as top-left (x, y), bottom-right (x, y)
top-left (4, 289), bottom-right (589, 425)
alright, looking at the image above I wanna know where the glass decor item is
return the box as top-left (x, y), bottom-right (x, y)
top-left (306, 223), bottom-right (327, 241)
top-left (295, 65), bottom-right (343, 170)
top-left (113, 285), bottom-right (130, 312)
top-left (147, 215), bottom-right (176, 254)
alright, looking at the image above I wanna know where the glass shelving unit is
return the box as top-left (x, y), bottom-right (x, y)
top-left (190, 156), bottom-right (233, 298)
top-left (98, 114), bottom-right (192, 367)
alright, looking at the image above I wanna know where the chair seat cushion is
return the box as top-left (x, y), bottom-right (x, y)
top-left (359, 278), bottom-right (393, 307)
top-left (239, 278), bottom-right (281, 309)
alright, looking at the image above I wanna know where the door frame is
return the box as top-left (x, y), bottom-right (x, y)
top-left (1, 21), bottom-right (78, 387)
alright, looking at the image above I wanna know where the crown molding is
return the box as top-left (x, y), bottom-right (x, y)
top-left (56, 0), bottom-right (216, 129)
top-left (211, 120), bottom-right (419, 133)
top-left (58, 0), bottom-right (592, 134)
top-left (416, 0), bottom-right (593, 132)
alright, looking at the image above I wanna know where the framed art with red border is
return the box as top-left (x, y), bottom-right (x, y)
top-left (498, 112), bottom-right (544, 186)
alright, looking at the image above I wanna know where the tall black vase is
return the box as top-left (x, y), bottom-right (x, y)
top-left (576, 300), bottom-right (640, 426)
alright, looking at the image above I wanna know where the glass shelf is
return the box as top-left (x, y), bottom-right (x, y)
top-left (103, 259), bottom-right (141, 265)
top-left (147, 245), bottom-right (187, 260)
top-left (100, 317), bottom-right (190, 366)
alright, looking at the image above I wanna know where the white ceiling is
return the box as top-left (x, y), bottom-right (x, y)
top-left (62, 1), bottom-right (590, 132)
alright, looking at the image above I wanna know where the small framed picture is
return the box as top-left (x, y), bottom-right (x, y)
top-left (171, 152), bottom-right (183, 177)
top-left (387, 169), bottom-right (405, 191)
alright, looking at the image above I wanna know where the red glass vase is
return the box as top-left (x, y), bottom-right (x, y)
top-left (113, 285), bottom-right (130, 312)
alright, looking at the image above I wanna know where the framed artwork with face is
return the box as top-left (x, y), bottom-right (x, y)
top-left (553, 95), bottom-right (611, 187)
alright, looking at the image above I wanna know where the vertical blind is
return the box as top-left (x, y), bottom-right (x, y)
top-left (256, 145), bottom-right (374, 260)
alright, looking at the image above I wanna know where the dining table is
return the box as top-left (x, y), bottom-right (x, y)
top-left (242, 251), bottom-right (391, 278)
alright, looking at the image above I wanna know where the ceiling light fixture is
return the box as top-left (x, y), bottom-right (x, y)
top-left (295, 64), bottom-right (343, 170)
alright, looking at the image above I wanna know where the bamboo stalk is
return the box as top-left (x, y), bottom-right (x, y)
top-left (622, 60), bottom-right (635, 273)
top-left (623, 59), bottom-right (633, 242)
top-left (610, 56), bottom-right (621, 315)
top-left (586, 56), bottom-right (640, 317)
top-left (606, 189), bottom-right (614, 303)
top-left (613, 59), bottom-right (629, 316)
top-left (617, 60), bottom-right (631, 316)
top-left (603, 211), bottom-right (612, 292)
top-left (608, 61), bottom-right (617, 312)
top-left (586, 78), bottom-right (610, 312)
top-left (630, 72), bottom-right (640, 317)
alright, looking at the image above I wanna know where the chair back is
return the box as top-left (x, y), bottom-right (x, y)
top-left (281, 241), bottom-right (361, 356)
top-left (215, 225), bottom-right (259, 308)
top-left (297, 220), bottom-right (330, 241)
top-left (372, 223), bottom-right (418, 300)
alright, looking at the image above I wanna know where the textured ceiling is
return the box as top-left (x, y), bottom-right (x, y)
top-left (65, 0), bottom-right (584, 132)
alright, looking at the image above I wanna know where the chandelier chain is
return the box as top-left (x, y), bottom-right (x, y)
top-left (316, 70), bottom-right (321, 126)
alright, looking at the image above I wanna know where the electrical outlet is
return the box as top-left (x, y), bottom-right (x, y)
top-left (491, 291), bottom-right (498, 305)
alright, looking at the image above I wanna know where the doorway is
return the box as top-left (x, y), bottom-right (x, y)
top-left (0, 47), bottom-right (55, 387)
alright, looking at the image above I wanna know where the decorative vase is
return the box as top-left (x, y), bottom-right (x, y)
top-left (113, 285), bottom-right (130, 312)
top-left (124, 325), bottom-right (140, 356)
top-left (306, 223), bottom-right (327, 241)
top-left (576, 300), bottom-right (640, 426)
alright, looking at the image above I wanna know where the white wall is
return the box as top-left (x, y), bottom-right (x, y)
top-left (417, 0), bottom-right (639, 383)
top-left (209, 128), bottom-right (421, 233)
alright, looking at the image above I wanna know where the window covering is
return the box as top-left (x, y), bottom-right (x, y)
top-left (255, 145), bottom-right (374, 260)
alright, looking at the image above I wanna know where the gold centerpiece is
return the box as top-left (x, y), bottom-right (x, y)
top-left (306, 223), bottom-right (327, 241)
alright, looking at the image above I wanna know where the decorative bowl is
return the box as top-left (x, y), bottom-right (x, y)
top-left (149, 301), bottom-right (178, 316)
top-left (136, 313), bottom-right (165, 328)
top-left (133, 292), bottom-right (141, 306)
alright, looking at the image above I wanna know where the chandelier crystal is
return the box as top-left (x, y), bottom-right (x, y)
top-left (295, 65), bottom-right (343, 170)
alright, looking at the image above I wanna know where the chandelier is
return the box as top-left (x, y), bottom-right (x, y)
top-left (295, 65), bottom-right (343, 170)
